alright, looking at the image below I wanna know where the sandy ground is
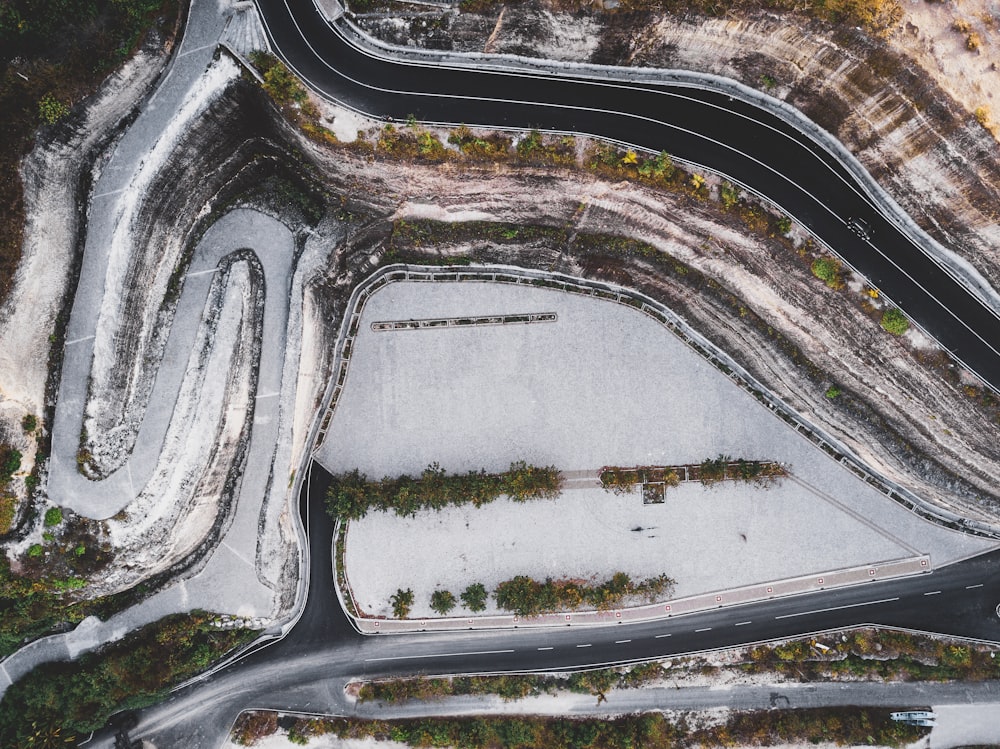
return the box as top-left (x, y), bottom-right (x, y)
top-left (894, 0), bottom-right (1000, 136)
top-left (327, 281), bottom-right (995, 618)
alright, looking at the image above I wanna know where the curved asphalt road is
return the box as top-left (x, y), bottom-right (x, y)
top-left (255, 0), bottom-right (1000, 391)
top-left (89, 461), bottom-right (1000, 748)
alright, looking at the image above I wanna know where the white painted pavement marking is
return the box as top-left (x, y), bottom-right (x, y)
top-left (774, 597), bottom-right (900, 620)
top-left (536, 647), bottom-right (553, 651)
top-left (924, 591), bottom-right (942, 596)
top-left (695, 627), bottom-right (712, 633)
top-left (91, 188), bottom-right (126, 200)
top-left (615, 639), bottom-right (632, 644)
top-left (254, 392), bottom-right (280, 400)
top-left (966, 583), bottom-right (984, 589)
top-left (576, 643), bottom-right (592, 648)
top-left (655, 633), bottom-right (672, 638)
top-left (65, 335), bottom-right (95, 346)
top-left (178, 42), bottom-right (220, 58)
top-left (735, 621), bottom-right (752, 626)
top-left (365, 649), bottom-right (515, 662)
top-left (185, 267), bottom-right (221, 278)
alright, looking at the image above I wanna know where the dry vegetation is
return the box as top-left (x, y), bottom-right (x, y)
top-left (0, 0), bottom-right (181, 307)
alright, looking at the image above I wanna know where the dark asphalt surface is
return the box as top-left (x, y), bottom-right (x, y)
top-left (84, 4), bottom-right (1000, 743)
top-left (94, 461), bottom-right (1000, 748)
top-left (255, 0), bottom-right (1000, 390)
top-left (275, 464), bottom-right (1000, 684)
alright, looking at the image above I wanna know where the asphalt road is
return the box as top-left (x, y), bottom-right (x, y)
top-left (254, 0), bottom-right (1000, 391)
top-left (90, 461), bottom-right (1000, 748)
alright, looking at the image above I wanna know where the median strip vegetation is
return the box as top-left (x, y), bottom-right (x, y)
top-left (325, 461), bottom-right (562, 520)
top-left (233, 708), bottom-right (928, 748)
top-left (600, 457), bottom-right (787, 495)
top-left (353, 627), bottom-right (1000, 704)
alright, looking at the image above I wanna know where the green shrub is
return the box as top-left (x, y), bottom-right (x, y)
top-left (27, 544), bottom-right (43, 558)
top-left (461, 583), bottom-right (489, 612)
top-left (880, 307), bottom-right (910, 335)
top-left (391, 588), bottom-right (414, 618)
top-left (38, 93), bottom-right (69, 124)
top-left (0, 613), bottom-right (254, 743)
top-left (43, 507), bottom-right (62, 527)
top-left (0, 446), bottom-right (21, 483)
top-left (21, 414), bottom-right (37, 433)
top-left (825, 385), bottom-right (842, 399)
top-left (326, 462), bottom-right (562, 520)
top-left (811, 256), bottom-right (845, 289)
top-left (430, 589), bottom-right (456, 615)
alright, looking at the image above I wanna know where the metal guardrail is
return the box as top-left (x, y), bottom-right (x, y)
top-left (311, 263), bottom-right (1000, 547)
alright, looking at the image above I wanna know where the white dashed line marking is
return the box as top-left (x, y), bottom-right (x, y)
top-left (695, 628), bottom-right (712, 633)
top-left (966, 584), bottom-right (984, 589)
top-left (655, 633), bottom-right (672, 638)
top-left (365, 649), bottom-right (514, 662)
top-left (576, 644), bottom-right (592, 648)
top-left (615, 639), bottom-right (632, 644)
top-left (774, 597), bottom-right (899, 619)
top-left (924, 591), bottom-right (941, 596)
top-left (537, 647), bottom-right (553, 651)
top-left (735, 621), bottom-right (752, 626)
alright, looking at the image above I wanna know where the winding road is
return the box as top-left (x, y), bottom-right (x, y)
top-left (10, 0), bottom-right (1000, 745)
top-left (258, 0), bottom-right (1000, 392)
top-left (88, 462), bottom-right (1000, 748)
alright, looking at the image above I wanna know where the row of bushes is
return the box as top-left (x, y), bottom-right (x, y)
top-left (389, 572), bottom-right (674, 618)
top-left (0, 612), bottom-right (255, 745)
top-left (234, 707), bottom-right (927, 748)
top-left (326, 461), bottom-right (562, 520)
top-left (494, 572), bottom-right (674, 617)
top-left (601, 456), bottom-right (787, 493)
top-left (357, 662), bottom-right (667, 704)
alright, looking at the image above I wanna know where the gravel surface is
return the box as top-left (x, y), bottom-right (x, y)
top-left (325, 281), bottom-right (995, 618)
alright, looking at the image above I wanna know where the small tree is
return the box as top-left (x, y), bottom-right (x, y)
top-left (699, 454), bottom-right (731, 486)
top-left (390, 588), bottom-right (414, 618)
top-left (461, 583), bottom-right (489, 612)
top-left (811, 256), bottom-right (844, 289)
top-left (38, 93), bottom-right (69, 124)
top-left (880, 307), bottom-right (910, 335)
top-left (430, 589), bottom-right (457, 615)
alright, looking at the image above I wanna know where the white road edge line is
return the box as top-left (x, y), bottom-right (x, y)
top-left (775, 597), bottom-right (900, 620)
top-left (364, 649), bottom-right (515, 662)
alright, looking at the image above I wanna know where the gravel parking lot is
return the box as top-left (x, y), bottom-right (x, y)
top-left (318, 280), bottom-right (996, 618)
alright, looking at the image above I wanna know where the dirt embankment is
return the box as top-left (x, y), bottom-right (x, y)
top-left (259, 96), bottom-right (1000, 525)
top-left (11, 61), bottom-right (998, 612)
top-left (357, 4), bottom-right (1000, 292)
